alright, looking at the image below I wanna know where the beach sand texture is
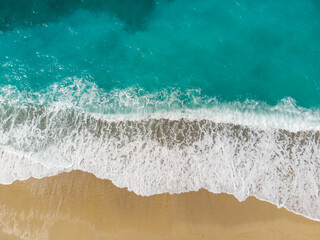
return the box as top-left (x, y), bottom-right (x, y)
top-left (0, 170), bottom-right (319, 240)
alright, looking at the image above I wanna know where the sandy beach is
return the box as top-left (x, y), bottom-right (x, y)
top-left (0, 170), bottom-right (319, 240)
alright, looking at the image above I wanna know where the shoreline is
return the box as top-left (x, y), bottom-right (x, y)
top-left (0, 170), bottom-right (320, 240)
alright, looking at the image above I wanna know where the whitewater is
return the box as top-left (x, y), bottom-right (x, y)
top-left (0, 79), bottom-right (319, 222)
top-left (0, 0), bottom-right (320, 222)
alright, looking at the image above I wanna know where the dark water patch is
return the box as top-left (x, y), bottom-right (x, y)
top-left (0, 0), bottom-right (158, 32)
top-left (1, 0), bottom-right (320, 107)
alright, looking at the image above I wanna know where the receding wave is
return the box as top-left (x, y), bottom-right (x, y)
top-left (0, 79), bottom-right (319, 221)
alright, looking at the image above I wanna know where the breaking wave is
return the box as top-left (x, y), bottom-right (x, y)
top-left (0, 79), bottom-right (319, 221)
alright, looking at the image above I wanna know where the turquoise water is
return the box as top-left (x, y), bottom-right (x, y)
top-left (1, 0), bottom-right (320, 107)
top-left (1, 0), bottom-right (320, 221)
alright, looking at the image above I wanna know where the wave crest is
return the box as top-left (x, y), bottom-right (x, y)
top-left (0, 78), bottom-right (320, 221)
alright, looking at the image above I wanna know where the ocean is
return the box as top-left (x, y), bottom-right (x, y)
top-left (0, 0), bottom-right (320, 221)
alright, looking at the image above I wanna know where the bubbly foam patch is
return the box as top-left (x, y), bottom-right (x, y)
top-left (0, 79), bottom-right (320, 221)
top-left (1, 78), bottom-right (320, 131)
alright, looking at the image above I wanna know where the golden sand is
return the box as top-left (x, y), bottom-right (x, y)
top-left (0, 170), bottom-right (319, 240)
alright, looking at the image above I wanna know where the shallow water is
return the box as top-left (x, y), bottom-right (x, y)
top-left (0, 0), bottom-right (320, 221)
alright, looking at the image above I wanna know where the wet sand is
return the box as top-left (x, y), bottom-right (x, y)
top-left (0, 170), bottom-right (319, 240)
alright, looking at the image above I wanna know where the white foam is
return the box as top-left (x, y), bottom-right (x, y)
top-left (1, 78), bottom-right (319, 132)
top-left (0, 146), bottom-right (67, 184)
top-left (0, 78), bottom-right (319, 221)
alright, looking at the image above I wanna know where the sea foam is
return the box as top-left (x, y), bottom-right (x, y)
top-left (0, 79), bottom-right (319, 221)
